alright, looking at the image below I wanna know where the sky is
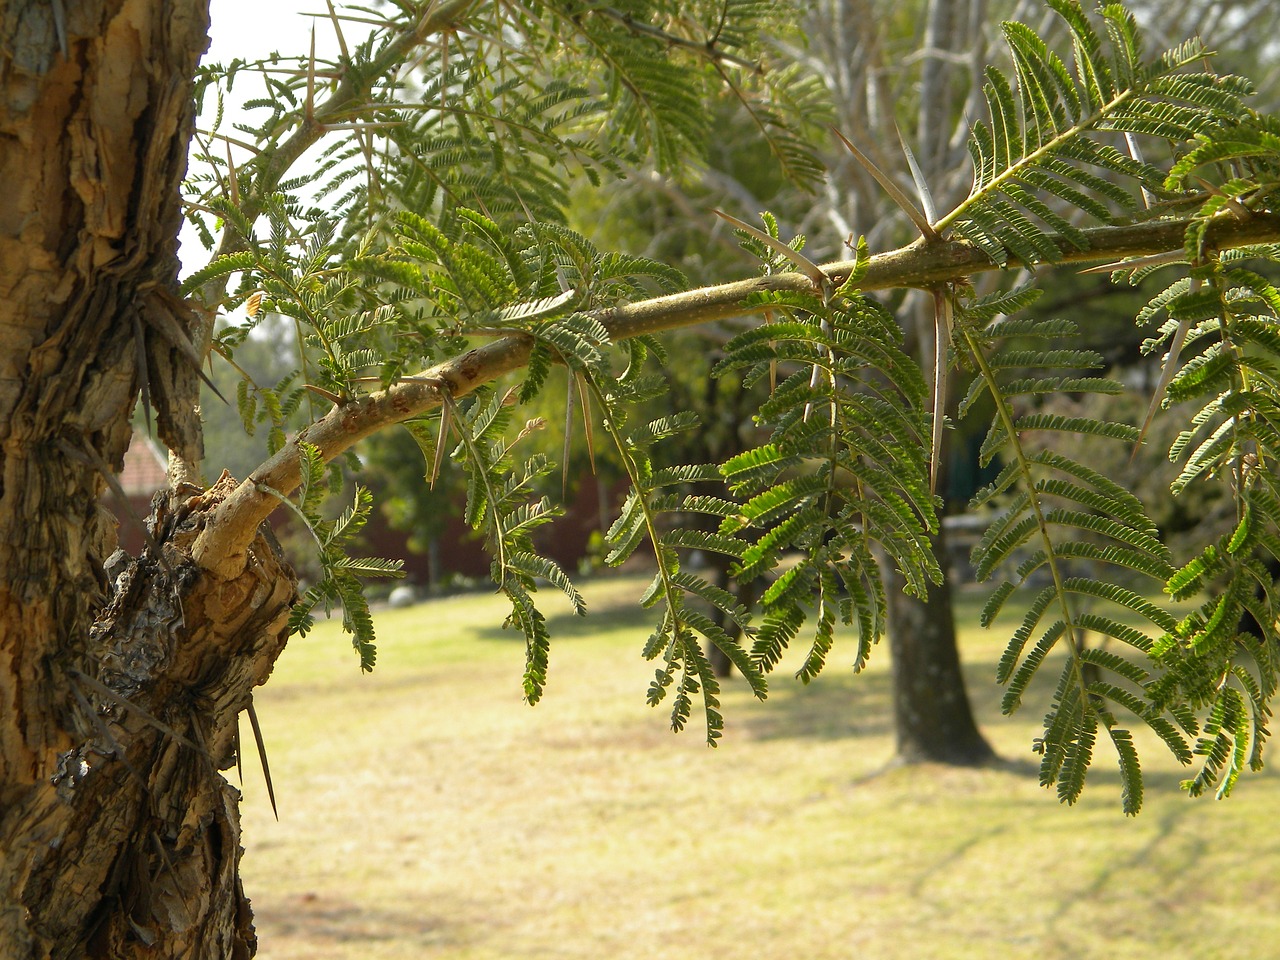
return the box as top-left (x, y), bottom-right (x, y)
top-left (200, 0), bottom-right (355, 157)
top-left (182, 1), bottom-right (357, 277)
top-left (205, 0), bottom-right (334, 66)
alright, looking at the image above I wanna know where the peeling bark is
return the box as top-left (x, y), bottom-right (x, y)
top-left (0, 2), bottom-right (279, 956)
top-left (1, 479), bottom-right (296, 954)
top-left (2, 478), bottom-right (296, 958)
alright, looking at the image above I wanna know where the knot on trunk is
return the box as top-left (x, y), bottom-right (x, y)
top-left (9, 476), bottom-right (297, 957)
top-left (85, 473), bottom-right (297, 769)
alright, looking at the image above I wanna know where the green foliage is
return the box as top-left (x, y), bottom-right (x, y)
top-left (914, 1), bottom-right (1280, 810)
top-left (435, 385), bottom-right (577, 704)
top-left (1133, 250), bottom-right (1280, 799)
top-left (187, 0), bottom-right (1280, 810)
top-left (591, 349), bottom-right (769, 744)
top-left (937, 0), bottom-right (1252, 266)
top-left (956, 285), bottom-right (1181, 812)
top-left (943, 85), bottom-right (1280, 806)
top-left (709, 243), bottom-right (939, 683)
top-left (279, 443), bottom-right (405, 671)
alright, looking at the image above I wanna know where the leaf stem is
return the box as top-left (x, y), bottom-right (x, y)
top-left (960, 326), bottom-right (1089, 693)
top-left (934, 84), bottom-right (1137, 233)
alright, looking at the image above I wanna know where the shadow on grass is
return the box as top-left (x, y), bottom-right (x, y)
top-left (727, 644), bottom-right (1216, 799)
top-left (1046, 799), bottom-right (1197, 921)
top-left (735, 668), bottom-right (896, 741)
top-left (253, 891), bottom-right (467, 949)
top-left (735, 652), bottom-right (1016, 745)
top-left (465, 583), bottom-right (1216, 797)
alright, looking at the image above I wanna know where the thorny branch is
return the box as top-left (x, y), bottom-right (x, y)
top-left (192, 209), bottom-right (1280, 574)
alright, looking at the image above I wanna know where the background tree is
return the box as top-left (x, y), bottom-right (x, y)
top-left (546, 6), bottom-right (996, 765)
top-left (4, 2), bottom-right (1280, 957)
top-left (806, 0), bottom-right (1003, 764)
top-left (792, 0), bottom-right (1280, 763)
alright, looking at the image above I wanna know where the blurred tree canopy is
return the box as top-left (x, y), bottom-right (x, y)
top-left (181, 0), bottom-right (1280, 810)
top-left (10, 1), bottom-right (1280, 952)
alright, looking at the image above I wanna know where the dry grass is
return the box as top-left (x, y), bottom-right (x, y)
top-left (239, 574), bottom-right (1280, 959)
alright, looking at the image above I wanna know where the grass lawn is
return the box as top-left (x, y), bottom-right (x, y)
top-left (239, 573), bottom-right (1279, 959)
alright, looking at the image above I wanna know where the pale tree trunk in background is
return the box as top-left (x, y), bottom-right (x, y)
top-left (884, 0), bottom-right (996, 765)
top-left (0, 3), bottom-right (298, 955)
top-left (811, 0), bottom-right (996, 764)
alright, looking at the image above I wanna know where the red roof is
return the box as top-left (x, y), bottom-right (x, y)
top-left (117, 430), bottom-right (169, 496)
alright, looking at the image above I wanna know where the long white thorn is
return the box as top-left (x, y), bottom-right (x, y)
top-left (898, 124), bottom-right (939, 225)
top-left (713, 210), bottom-right (827, 288)
top-left (931, 289), bottom-right (952, 495)
top-left (832, 126), bottom-right (939, 242)
top-left (1132, 278), bottom-right (1198, 461)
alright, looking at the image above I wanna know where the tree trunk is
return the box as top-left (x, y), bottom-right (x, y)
top-left (885, 526), bottom-right (996, 766)
top-left (0, 3), bottom-right (299, 956)
top-left (881, 316), bottom-right (996, 766)
top-left (1, 482), bottom-right (296, 957)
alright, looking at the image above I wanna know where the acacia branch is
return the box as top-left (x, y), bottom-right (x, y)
top-left (198, 0), bottom-right (480, 278)
top-left (191, 209), bottom-right (1280, 575)
top-left (175, 0), bottom-right (482, 484)
top-left (223, 0), bottom-right (480, 234)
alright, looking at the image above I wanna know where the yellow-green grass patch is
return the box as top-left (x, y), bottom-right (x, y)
top-left (240, 574), bottom-right (1278, 959)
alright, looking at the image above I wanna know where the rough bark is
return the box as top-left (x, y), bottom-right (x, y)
top-left (884, 280), bottom-right (994, 766)
top-left (0, 3), bottom-right (298, 956)
top-left (877, 294), bottom-right (997, 764)
top-left (2, 479), bottom-right (296, 958)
